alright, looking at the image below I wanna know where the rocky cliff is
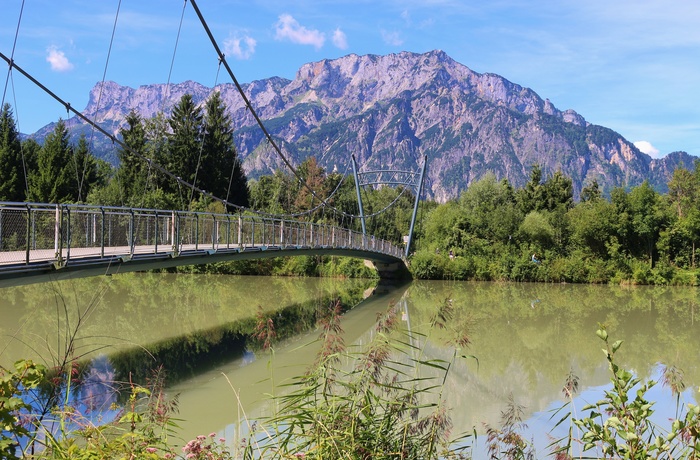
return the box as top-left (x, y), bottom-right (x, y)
top-left (32, 50), bottom-right (696, 201)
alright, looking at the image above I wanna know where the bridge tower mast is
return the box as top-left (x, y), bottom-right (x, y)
top-left (351, 154), bottom-right (428, 259)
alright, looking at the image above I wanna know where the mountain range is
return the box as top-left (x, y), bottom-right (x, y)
top-left (30, 50), bottom-right (696, 202)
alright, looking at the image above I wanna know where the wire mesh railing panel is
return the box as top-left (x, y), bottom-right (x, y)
top-left (0, 203), bottom-right (404, 270)
top-left (29, 208), bottom-right (58, 253)
top-left (177, 214), bottom-right (197, 250)
top-left (0, 209), bottom-right (30, 264)
top-left (103, 211), bottom-right (132, 250)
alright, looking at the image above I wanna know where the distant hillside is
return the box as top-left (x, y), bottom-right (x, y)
top-left (28, 50), bottom-right (696, 201)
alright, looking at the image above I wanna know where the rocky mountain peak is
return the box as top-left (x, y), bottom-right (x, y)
top-left (30, 50), bottom-right (694, 201)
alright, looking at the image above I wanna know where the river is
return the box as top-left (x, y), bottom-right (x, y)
top-left (1, 273), bottom-right (698, 457)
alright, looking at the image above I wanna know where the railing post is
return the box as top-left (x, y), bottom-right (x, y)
top-left (195, 213), bottom-right (199, 251)
top-left (310, 223), bottom-right (314, 246)
top-left (129, 209), bottom-right (135, 256)
top-left (100, 207), bottom-right (105, 258)
top-left (212, 214), bottom-right (217, 250)
top-left (66, 207), bottom-right (72, 262)
top-left (54, 204), bottom-right (60, 260)
top-left (25, 204), bottom-right (31, 264)
top-left (155, 210), bottom-right (159, 254)
top-left (280, 220), bottom-right (284, 247)
top-left (262, 218), bottom-right (266, 246)
top-left (31, 208), bottom-right (36, 250)
top-left (226, 215), bottom-right (231, 249)
top-left (238, 214), bottom-right (242, 247)
top-left (174, 212), bottom-right (180, 256)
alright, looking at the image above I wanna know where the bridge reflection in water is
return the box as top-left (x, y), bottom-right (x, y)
top-left (0, 202), bottom-right (406, 285)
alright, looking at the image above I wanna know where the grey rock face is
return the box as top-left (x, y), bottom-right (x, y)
top-left (31, 50), bottom-right (694, 201)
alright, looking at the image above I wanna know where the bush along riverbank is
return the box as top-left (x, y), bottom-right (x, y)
top-left (3, 297), bottom-right (700, 459)
top-left (409, 246), bottom-right (700, 285)
top-left (409, 162), bottom-right (700, 286)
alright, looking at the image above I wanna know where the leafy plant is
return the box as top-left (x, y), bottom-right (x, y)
top-left (552, 327), bottom-right (700, 459)
top-left (252, 299), bottom-right (473, 459)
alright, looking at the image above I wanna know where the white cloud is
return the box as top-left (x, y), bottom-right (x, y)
top-left (332, 28), bottom-right (348, 49)
top-left (224, 34), bottom-right (257, 60)
top-left (381, 29), bottom-right (404, 46)
top-left (634, 140), bottom-right (662, 158)
top-left (46, 46), bottom-right (74, 72)
top-left (275, 14), bottom-right (325, 49)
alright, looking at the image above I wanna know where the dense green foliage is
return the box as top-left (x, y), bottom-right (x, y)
top-left (0, 103), bottom-right (26, 202)
top-left (413, 163), bottom-right (700, 285)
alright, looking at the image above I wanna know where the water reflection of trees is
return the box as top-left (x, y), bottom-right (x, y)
top-left (405, 281), bottom-right (700, 433)
top-left (0, 273), bottom-right (374, 382)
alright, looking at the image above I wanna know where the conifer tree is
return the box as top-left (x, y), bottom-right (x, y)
top-left (27, 119), bottom-right (75, 203)
top-left (117, 110), bottom-right (148, 201)
top-left (167, 94), bottom-right (203, 202)
top-left (0, 103), bottom-right (26, 201)
top-left (72, 134), bottom-right (98, 202)
top-left (201, 91), bottom-right (249, 207)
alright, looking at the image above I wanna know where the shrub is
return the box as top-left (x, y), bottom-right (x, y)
top-left (409, 250), bottom-right (448, 279)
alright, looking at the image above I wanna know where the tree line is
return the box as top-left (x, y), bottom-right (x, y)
top-left (0, 93), bottom-right (249, 210)
top-left (413, 163), bottom-right (700, 284)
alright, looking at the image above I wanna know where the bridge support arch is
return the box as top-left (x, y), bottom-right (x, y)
top-left (351, 154), bottom-right (428, 259)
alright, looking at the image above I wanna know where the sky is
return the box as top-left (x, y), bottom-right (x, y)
top-left (1, 0), bottom-right (698, 158)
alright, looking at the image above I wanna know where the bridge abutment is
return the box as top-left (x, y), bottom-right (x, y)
top-left (365, 259), bottom-right (412, 280)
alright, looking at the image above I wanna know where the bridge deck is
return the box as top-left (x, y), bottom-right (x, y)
top-left (0, 202), bottom-right (407, 286)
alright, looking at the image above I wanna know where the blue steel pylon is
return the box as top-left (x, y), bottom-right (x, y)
top-left (351, 154), bottom-right (427, 259)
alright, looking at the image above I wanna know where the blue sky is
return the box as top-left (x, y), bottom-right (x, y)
top-left (1, 0), bottom-right (698, 158)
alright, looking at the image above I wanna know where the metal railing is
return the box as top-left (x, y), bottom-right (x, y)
top-left (0, 202), bottom-right (403, 268)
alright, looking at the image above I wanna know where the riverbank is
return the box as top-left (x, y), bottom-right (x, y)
top-left (409, 249), bottom-right (700, 285)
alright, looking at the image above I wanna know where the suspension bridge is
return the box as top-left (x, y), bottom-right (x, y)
top-left (0, 202), bottom-right (409, 286)
top-left (0, 1), bottom-right (426, 286)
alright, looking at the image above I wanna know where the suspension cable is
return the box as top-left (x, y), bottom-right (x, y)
top-left (1, 0), bottom-right (25, 108)
top-left (187, 0), bottom-right (354, 215)
top-left (9, 71), bottom-right (29, 197)
top-left (79, 0), bottom-right (123, 203)
top-left (161, 0), bottom-right (188, 114)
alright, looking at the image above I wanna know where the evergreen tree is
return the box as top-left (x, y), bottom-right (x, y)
top-left (71, 134), bottom-right (98, 202)
top-left (143, 112), bottom-right (170, 194)
top-left (28, 119), bottom-right (75, 203)
top-left (580, 178), bottom-right (602, 202)
top-left (541, 170), bottom-right (574, 211)
top-left (117, 111), bottom-right (148, 202)
top-left (0, 103), bottom-right (26, 201)
top-left (517, 164), bottom-right (543, 214)
top-left (201, 92), bottom-right (249, 207)
top-left (21, 138), bottom-right (40, 173)
top-left (167, 94), bottom-right (203, 202)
